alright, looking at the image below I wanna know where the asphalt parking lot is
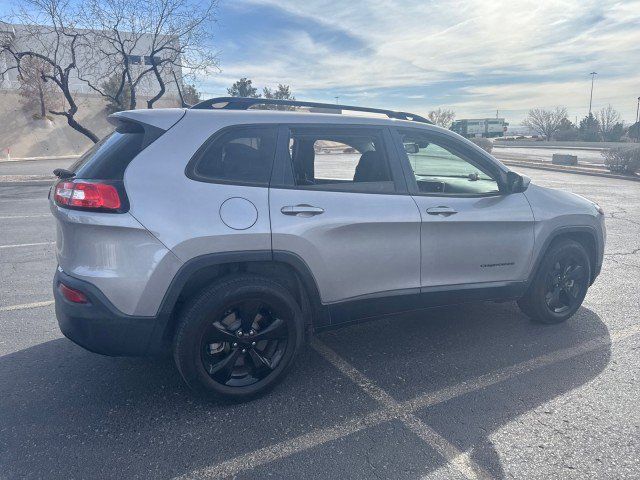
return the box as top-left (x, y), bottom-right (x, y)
top-left (0, 166), bottom-right (639, 479)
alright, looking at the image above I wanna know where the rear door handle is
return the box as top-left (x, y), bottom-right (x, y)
top-left (281, 204), bottom-right (325, 217)
top-left (426, 206), bottom-right (458, 216)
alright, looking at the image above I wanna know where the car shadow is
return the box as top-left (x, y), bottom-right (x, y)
top-left (318, 301), bottom-right (612, 478)
top-left (0, 301), bottom-right (610, 479)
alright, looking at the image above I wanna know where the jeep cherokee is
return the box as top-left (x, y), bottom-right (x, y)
top-left (50, 97), bottom-right (606, 401)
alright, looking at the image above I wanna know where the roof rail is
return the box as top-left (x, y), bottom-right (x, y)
top-left (191, 97), bottom-right (432, 124)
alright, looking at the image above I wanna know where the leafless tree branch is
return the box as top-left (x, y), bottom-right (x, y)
top-left (1, 0), bottom-right (99, 142)
top-left (522, 107), bottom-right (568, 140)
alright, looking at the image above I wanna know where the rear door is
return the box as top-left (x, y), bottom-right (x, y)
top-left (269, 124), bottom-right (422, 311)
top-left (392, 127), bottom-right (535, 288)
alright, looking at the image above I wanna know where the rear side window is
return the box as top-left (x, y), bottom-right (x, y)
top-left (70, 122), bottom-right (154, 180)
top-left (188, 126), bottom-right (277, 186)
top-left (286, 126), bottom-right (395, 193)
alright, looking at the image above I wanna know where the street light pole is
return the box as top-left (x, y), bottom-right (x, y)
top-left (588, 72), bottom-right (597, 116)
top-left (636, 96), bottom-right (640, 142)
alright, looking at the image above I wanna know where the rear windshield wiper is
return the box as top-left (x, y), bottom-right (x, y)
top-left (53, 168), bottom-right (75, 179)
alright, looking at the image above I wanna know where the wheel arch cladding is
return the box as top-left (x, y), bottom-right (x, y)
top-left (534, 227), bottom-right (599, 286)
top-left (155, 251), bottom-right (328, 346)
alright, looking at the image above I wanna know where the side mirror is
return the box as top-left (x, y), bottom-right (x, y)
top-left (506, 171), bottom-right (530, 193)
top-left (404, 142), bottom-right (419, 154)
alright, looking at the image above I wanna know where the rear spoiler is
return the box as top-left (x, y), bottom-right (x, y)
top-left (108, 109), bottom-right (186, 131)
top-left (108, 109), bottom-right (186, 150)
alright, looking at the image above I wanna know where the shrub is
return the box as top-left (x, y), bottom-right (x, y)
top-left (553, 127), bottom-right (579, 141)
top-left (102, 74), bottom-right (131, 114)
top-left (469, 137), bottom-right (493, 153)
top-left (602, 146), bottom-right (640, 174)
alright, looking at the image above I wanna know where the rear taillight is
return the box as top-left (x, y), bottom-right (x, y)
top-left (54, 180), bottom-right (122, 211)
top-left (58, 282), bottom-right (89, 304)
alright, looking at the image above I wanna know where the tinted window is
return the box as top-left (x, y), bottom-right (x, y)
top-left (399, 129), bottom-right (500, 195)
top-left (191, 127), bottom-right (277, 186)
top-left (288, 127), bottom-right (394, 193)
top-left (70, 124), bottom-right (146, 180)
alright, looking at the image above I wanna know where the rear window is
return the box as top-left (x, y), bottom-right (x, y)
top-left (70, 122), bottom-right (153, 180)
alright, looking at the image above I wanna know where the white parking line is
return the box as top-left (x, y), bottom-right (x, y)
top-left (176, 408), bottom-right (394, 479)
top-left (0, 214), bottom-right (50, 220)
top-left (312, 339), bottom-right (494, 480)
top-left (0, 300), bottom-right (55, 312)
top-left (178, 324), bottom-right (640, 480)
top-left (311, 339), bottom-right (396, 407)
top-left (0, 241), bottom-right (54, 249)
top-left (409, 419), bottom-right (492, 480)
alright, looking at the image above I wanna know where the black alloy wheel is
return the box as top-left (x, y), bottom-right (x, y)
top-left (174, 275), bottom-right (304, 401)
top-left (518, 239), bottom-right (591, 324)
top-left (200, 299), bottom-right (290, 387)
top-left (543, 256), bottom-right (588, 315)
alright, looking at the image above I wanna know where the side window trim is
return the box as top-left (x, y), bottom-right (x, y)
top-left (391, 127), bottom-right (507, 197)
top-left (185, 124), bottom-right (279, 187)
top-left (272, 123), bottom-right (408, 195)
top-left (271, 124), bottom-right (293, 187)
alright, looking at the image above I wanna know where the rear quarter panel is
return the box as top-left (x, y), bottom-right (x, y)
top-left (124, 110), bottom-right (273, 262)
top-left (51, 205), bottom-right (182, 316)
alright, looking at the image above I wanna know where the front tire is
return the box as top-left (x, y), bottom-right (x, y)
top-left (173, 275), bottom-right (305, 401)
top-left (518, 239), bottom-right (591, 324)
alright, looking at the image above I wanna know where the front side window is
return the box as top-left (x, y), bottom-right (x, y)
top-left (191, 126), bottom-right (277, 185)
top-left (288, 127), bottom-right (394, 193)
top-left (398, 129), bottom-right (500, 195)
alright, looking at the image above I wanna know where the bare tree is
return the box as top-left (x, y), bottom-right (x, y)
top-left (174, 74), bottom-right (200, 107)
top-left (16, 55), bottom-right (57, 118)
top-left (427, 108), bottom-right (455, 128)
top-left (522, 107), bottom-right (568, 140)
top-left (1, 0), bottom-right (99, 142)
top-left (596, 104), bottom-right (624, 142)
top-left (82, 0), bottom-right (218, 110)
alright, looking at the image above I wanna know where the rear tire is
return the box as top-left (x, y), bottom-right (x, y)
top-left (518, 239), bottom-right (591, 324)
top-left (173, 274), bottom-right (305, 401)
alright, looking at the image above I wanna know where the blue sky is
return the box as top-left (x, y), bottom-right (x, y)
top-left (208, 0), bottom-right (640, 123)
top-left (3, 0), bottom-right (639, 123)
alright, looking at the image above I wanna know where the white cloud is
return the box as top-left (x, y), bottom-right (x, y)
top-left (205, 0), bottom-right (640, 121)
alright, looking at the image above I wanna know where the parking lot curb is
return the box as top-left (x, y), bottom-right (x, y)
top-left (0, 155), bottom-right (80, 163)
top-left (0, 176), bottom-right (54, 187)
top-left (500, 160), bottom-right (640, 182)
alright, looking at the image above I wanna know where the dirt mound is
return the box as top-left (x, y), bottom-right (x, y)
top-left (0, 91), bottom-right (180, 158)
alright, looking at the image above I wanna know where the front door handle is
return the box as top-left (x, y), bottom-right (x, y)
top-left (426, 206), bottom-right (458, 216)
top-left (281, 204), bottom-right (325, 217)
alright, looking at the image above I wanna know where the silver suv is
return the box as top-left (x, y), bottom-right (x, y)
top-left (50, 97), bottom-right (606, 401)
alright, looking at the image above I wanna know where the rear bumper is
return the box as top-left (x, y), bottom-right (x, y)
top-left (54, 269), bottom-right (164, 356)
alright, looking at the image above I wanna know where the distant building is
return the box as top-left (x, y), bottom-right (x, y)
top-left (451, 118), bottom-right (508, 138)
top-left (0, 22), bottom-right (182, 99)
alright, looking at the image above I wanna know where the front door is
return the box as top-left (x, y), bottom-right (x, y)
top-left (393, 128), bottom-right (535, 288)
top-left (269, 125), bottom-right (421, 309)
